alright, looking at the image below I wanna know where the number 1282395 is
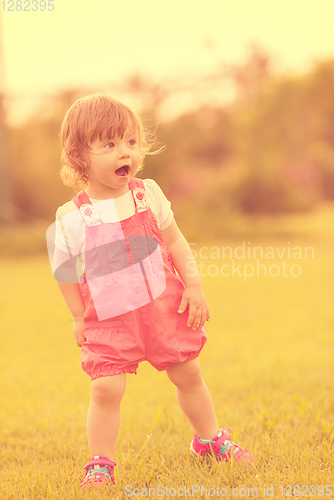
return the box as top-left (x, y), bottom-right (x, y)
top-left (1, 1), bottom-right (54, 11)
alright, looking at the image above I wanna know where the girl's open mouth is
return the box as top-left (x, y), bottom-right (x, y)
top-left (115, 165), bottom-right (130, 177)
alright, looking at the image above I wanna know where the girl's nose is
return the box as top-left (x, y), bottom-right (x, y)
top-left (119, 142), bottom-right (130, 158)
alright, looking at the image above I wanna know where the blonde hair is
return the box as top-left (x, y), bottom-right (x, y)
top-left (59, 94), bottom-right (156, 190)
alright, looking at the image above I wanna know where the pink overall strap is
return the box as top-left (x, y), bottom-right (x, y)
top-left (72, 191), bottom-right (102, 226)
top-left (72, 191), bottom-right (91, 209)
top-left (129, 178), bottom-right (149, 214)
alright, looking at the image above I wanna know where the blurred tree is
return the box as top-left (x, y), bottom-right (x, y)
top-left (234, 58), bottom-right (334, 213)
top-left (11, 90), bottom-right (83, 222)
top-left (0, 94), bottom-right (13, 225)
top-left (0, 9), bottom-right (13, 226)
top-left (226, 42), bottom-right (273, 108)
top-left (121, 73), bottom-right (170, 121)
top-left (306, 60), bottom-right (334, 198)
top-left (7, 54), bottom-right (334, 227)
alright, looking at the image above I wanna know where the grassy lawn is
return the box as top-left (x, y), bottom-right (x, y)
top-left (0, 206), bottom-right (333, 499)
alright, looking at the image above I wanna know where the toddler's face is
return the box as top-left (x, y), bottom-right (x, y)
top-left (84, 126), bottom-right (140, 199)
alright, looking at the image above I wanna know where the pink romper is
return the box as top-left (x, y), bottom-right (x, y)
top-left (73, 178), bottom-right (207, 379)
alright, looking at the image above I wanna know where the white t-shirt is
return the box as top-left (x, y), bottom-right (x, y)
top-left (55, 178), bottom-right (174, 255)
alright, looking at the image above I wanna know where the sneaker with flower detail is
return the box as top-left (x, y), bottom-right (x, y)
top-left (79, 455), bottom-right (116, 490)
top-left (190, 428), bottom-right (253, 465)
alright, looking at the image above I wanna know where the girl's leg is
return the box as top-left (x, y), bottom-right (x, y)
top-left (166, 358), bottom-right (219, 440)
top-left (87, 373), bottom-right (126, 459)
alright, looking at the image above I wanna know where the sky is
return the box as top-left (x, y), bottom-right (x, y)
top-left (1, 0), bottom-right (334, 123)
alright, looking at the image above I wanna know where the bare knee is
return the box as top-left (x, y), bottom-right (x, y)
top-left (91, 374), bottom-right (126, 406)
top-left (166, 359), bottom-right (203, 390)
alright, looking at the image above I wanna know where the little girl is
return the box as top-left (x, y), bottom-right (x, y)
top-left (53, 94), bottom-right (252, 490)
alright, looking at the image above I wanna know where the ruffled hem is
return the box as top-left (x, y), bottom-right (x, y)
top-left (90, 367), bottom-right (138, 380)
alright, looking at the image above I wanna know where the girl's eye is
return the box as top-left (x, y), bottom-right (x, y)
top-left (129, 139), bottom-right (136, 146)
top-left (105, 142), bottom-right (115, 148)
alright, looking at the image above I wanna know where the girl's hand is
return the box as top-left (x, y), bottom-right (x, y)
top-left (178, 286), bottom-right (210, 330)
top-left (73, 318), bottom-right (86, 347)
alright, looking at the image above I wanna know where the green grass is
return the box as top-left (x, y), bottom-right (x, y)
top-left (0, 205), bottom-right (334, 499)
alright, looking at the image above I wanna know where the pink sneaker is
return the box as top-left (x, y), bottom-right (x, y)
top-left (190, 429), bottom-right (253, 465)
top-left (80, 456), bottom-right (116, 490)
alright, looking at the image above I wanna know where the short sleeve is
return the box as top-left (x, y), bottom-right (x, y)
top-left (143, 179), bottom-right (174, 230)
top-left (51, 203), bottom-right (84, 283)
top-left (55, 202), bottom-right (82, 255)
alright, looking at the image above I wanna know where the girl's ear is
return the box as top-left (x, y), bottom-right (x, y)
top-left (71, 147), bottom-right (89, 168)
top-left (70, 148), bottom-right (81, 160)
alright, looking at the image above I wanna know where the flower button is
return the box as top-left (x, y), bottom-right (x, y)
top-left (83, 207), bottom-right (93, 216)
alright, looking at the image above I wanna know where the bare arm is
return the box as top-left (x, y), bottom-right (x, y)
top-left (57, 282), bottom-right (86, 346)
top-left (161, 219), bottom-right (210, 330)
